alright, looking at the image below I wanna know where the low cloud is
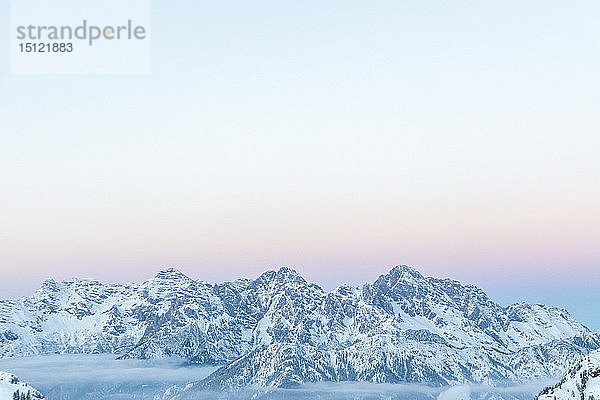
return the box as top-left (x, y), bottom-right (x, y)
top-left (0, 355), bottom-right (554, 400)
top-left (0, 354), bottom-right (218, 385)
top-left (438, 385), bottom-right (472, 400)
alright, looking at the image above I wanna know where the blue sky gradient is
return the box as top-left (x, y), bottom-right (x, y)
top-left (0, 1), bottom-right (599, 328)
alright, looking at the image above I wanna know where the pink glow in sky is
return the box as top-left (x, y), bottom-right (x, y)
top-left (0, 1), bottom-right (599, 327)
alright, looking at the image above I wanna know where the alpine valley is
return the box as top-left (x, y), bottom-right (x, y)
top-left (0, 265), bottom-right (598, 398)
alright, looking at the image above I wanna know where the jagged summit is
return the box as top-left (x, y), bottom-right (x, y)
top-left (1, 264), bottom-right (597, 389)
top-left (153, 267), bottom-right (191, 281)
top-left (40, 278), bottom-right (60, 290)
top-left (277, 266), bottom-right (299, 275)
top-left (386, 264), bottom-right (425, 280)
top-left (274, 266), bottom-right (305, 282)
top-left (254, 266), bottom-right (307, 286)
top-left (36, 265), bottom-right (423, 294)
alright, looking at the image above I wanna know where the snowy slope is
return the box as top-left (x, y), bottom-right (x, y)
top-left (536, 349), bottom-right (600, 400)
top-left (1, 265), bottom-right (597, 388)
top-left (0, 372), bottom-right (43, 399)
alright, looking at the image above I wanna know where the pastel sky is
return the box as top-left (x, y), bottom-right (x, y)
top-left (0, 2), bottom-right (599, 328)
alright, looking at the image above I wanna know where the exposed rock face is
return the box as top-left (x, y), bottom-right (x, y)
top-left (1, 265), bottom-right (597, 388)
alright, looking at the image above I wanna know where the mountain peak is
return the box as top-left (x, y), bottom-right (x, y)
top-left (388, 265), bottom-right (424, 279)
top-left (154, 267), bottom-right (191, 281)
top-left (2, 263), bottom-right (597, 390)
top-left (276, 266), bottom-right (299, 276)
top-left (371, 265), bottom-right (426, 293)
top-left (256, 266), bottom-right (306, 285)
top-left (40, 278), bottom-right (60, 292)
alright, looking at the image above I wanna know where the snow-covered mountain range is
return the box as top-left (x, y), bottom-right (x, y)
top-left (1, 266), bottom-right (597, 389)
top-left (0, 372), bottom-right (43, 400)
top-left (536, 349), bottom-right (600, 400)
